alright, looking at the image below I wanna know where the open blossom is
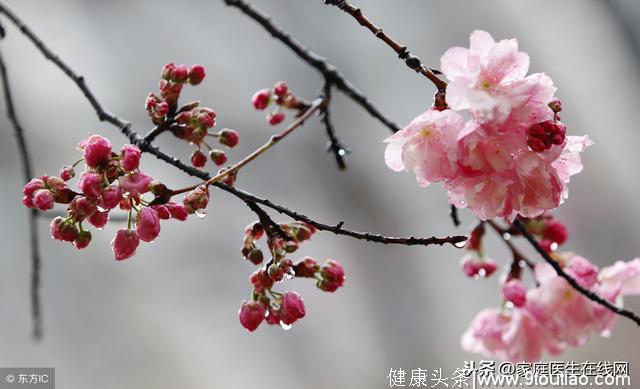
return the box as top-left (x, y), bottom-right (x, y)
top-left (441, 30), bottom-right (555, 130)
top-left (385, 30), bottom-right (591, 220)
top-left (464, 255), bottom-right (640, 362)
top-left (384, 109), bottom-right (464, 186)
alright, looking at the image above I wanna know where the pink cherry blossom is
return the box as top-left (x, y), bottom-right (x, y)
top-left (135, 207), bottom-right (161, 242)
top-left (384, 109), bottom-right (465, 186)
top-left (111, 229), bottom-right (140, 261)
top-left (461, 308), bottom-right (564, 362)
top-left (50, 217), bottom-right (79, 242)
top-left (599, 258), bottom-right (640, 296)
top-left (441, 30), bottom-right (555, 130)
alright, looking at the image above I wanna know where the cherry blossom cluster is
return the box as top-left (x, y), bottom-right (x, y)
top-left (238, 221), bottom-right (345, 332)
top-left (384, 30), bottom-right (592, 221)
top-left (460, 216), bottom-right (640, 362)
top-left (145, 63), bottom-right (239, 169)
top-left (22, 135), bottom-right (209, 260)
top-left (251, 81), bottom-right (304, 125)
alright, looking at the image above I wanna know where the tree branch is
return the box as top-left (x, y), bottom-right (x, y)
top-left (323, 0), bottom-right (448, 91)
top-left (320, 80), bottom-right (349, 170)
top-left (512, 219), bottom-right (640, 326)
top-left (223, 0), bottom-right (401, 133)
top-left (0, 45), bottom-right (42, 340)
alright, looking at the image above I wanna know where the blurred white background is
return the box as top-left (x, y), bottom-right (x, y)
top-left (1, 1), bottom-right (639, 388)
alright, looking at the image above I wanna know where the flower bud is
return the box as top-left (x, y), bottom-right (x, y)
top-left (73, 230), bottom-right (92, 249)
top-left (152, 205), bottom-right (171, 220)
top-left (238, 300), bottom-right (266, 332)
top-left (268, 263), bottom-right (285, 282)
top-left (50, 217), bottom-right (78, 242)
top-left (88, 210), bottom-right (109, 229)
top-left (243, 246), bottom-right (264, 265)
top-left (119, 172), bottom-right (153, 196)
top-left (69, 196), bottom-right (97, 221)
top-left (121, 144), bottom-right (142, 171)
top-left (190, 149), bottom-right (207, 168)
top-left (111, 229), bottom-right (140, 261)
top-left (219, 129), bottom-right (239, 148)
top-left (33, 190), bottom-right (54, 211)
top-left (136, 207), bottom-right (161, 242)
top-left (273, 81), bottom-right (287, 97)
top-left (317, 259), bottom-right (345, 292)
top-left (188, 64), bottom-right (206, 85)
top-left (252, 89), bottom-right (271, 110)
top-left (209, 149), bottom-right (227, 166)
top-left (548, 98), bottom-right (562, 113)
top-left (183, 185), bottom-right (209, 214)
top-left (280, 291), bottom-right (305, 325)
top-left (502, 279), bottom-right (527, 307)
top-left (250, 269), bottom-right (273, 292)
top-left (542, 220), bottom-right (568, 246)
top-left (78, 172), bottom-right (104, 198)
top-left (59, 166), bottom-right (75, 181)
top-left (23, 178), bottom-right (44, 197)
top-left (166, 202), bottom-right (189, 221)
top-left (170, 64), bottom-right (189, 83)
top-left (81, 135), bottom-right (112, 168)
top-left (293, 257), bottom-right (319, 278)
top-left (267, 112), bottom-right (285, 125)
top-left (100, 186), bottom-right (123, 210)
top-left (245, 222), bottom-right (264, 240)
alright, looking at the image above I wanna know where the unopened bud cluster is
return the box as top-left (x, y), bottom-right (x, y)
top-left (22, 135), bottom-right (209, 261)
top-left (238, 220), bottom-right (345, 332)
top-left (146, 63), bottom-right (239, 170)
top-left (251, 81), bottom-right (304, 125)
top-left (460, 223), bottom-right (498, 278)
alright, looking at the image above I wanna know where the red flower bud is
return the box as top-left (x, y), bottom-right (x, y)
top-left (238, 300), bottom-right (266, 332)
top-left (190, 149), bottom-right (208, 168)
top-left (280, 291), bottom-right (305, 325)
top-left (121, 144), bottom-right (142, 171)
top-left (273, 81), bottom-right (288, 97)
top-left (252, 89), bottom-right (271, 110)
top-left (209, 149), bottom-right (227, 166)
top-left (219, 129), bottom-right (239, 148)
top-left (73, 230), bottom-right (92, 249)
top-left (188, 64), bottom-right (206, 85)
top-left (136, 207), bottom-right (161, 243)
top-left (267, 112), bottom-right (285, 125)
top-left (88, 211), bottom-right (109, 229)
top-left (111, 229), bottom-right (140, 261)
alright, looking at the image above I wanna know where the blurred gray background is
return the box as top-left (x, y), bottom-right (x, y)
top-left (1, 1), bottom-right (639, 388)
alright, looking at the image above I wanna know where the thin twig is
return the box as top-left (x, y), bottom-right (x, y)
top-left (0, 45), bottom-right (42, 340)
top-left (223, 0), bottom-right (400, 133)
top-left (171, 97), bottom-right (326, 196)
top-left (0, 1), bottom-right (465, 249)
top-left (449, 205), bottom-right (460, 227)
top-left (320, 80), bottom-right (349, 170)
top-left (323, 0), bottom-right (447, 91)
top-left (513, 219), bottom-right (640, 326)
